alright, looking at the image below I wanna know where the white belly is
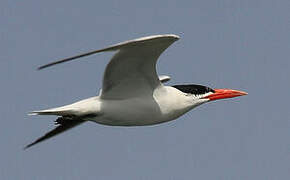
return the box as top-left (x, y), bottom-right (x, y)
top-left (90, 86), bottom-right (196, 126)
top-left (91, 97), bottom-right (165, 126)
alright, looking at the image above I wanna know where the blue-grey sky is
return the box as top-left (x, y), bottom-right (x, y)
top-left (1, 0), bottom-right (290, 179)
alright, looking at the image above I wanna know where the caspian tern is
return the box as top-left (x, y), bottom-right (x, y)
top-left (25, 34), bottom-right (247, 149)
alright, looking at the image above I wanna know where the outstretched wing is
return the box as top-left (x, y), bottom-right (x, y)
top-left (24, 117), bottom-right (84, 149)
top-left (101, 35), bottom-right (178, 99)
top-left (38, 34), bottom-right (179, 99)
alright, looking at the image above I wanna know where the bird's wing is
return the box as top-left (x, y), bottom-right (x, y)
top-left (100, 35), bottom-right (179, 99)
top-left (98, 75), bottom-right (171, 95)
top-left (38, 34), bottom-right (179, 99)
top-left (24, 117), bottom-right (84, 149)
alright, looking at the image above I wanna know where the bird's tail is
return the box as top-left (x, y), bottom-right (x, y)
top-left (28, 106), bottom-right (77, 116)
top-left (29, 96), bottom-right (100, 117)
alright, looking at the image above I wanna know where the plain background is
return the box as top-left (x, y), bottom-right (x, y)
top-left (1, 0), bottom-right (290, 179)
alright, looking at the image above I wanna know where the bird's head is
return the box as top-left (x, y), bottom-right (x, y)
top-left (173, 84), bottom-right (247, 107)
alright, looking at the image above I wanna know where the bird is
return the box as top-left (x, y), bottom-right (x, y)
top-left (25, 34), bottom-right (247, 149)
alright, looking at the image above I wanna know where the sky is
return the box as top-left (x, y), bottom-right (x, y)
top-left (1, 0), bottom-right (290, 179)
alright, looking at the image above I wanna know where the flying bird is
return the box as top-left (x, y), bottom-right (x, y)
top-left (26, 34), bottom-right (247, 149)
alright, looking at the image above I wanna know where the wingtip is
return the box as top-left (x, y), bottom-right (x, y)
top-left (37, 66), bottom-right (43, 70)
top-left (23, 145), bottom-right (30, 150)
top-left (37, 64), bottom-right (52, 70)
top-left (35, 34), bottom-right (180, 70)
top-left (23, 143), bottom-right (34, 150)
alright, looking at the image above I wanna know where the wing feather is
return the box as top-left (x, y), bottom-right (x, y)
top-left (38, 34), bottom-right (179, 70)
top-left (38, 34), bottom-right (179, 99)
top-left (101, 35), bottom-right (179, 99)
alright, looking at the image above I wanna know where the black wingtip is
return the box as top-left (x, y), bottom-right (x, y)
top-left (37, 65), bottom-right (48, 70)
top-left (37, 66), bottom-right (44, 70)
top-left (23, 143), bottom-right (34, 150)
top-left (37, 64), bottom-right (51, 70)
top-left (37, 61), bottom-right (62, 70)
top-left (37, 48), bottom-right (106, 70)
top-left (37, 67), bottom-right (43, 71)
